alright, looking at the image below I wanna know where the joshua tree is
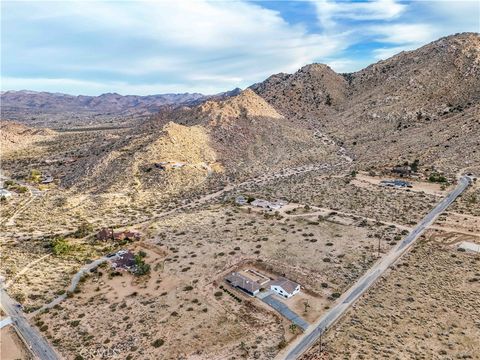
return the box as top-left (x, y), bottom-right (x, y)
top-left (303, 300), bottom-right (311, 313)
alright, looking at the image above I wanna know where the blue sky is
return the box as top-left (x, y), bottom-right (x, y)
top-left (1, 0), bottom-right (479, 95)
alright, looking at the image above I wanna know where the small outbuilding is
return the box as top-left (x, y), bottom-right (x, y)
top-left (457, 241), bottom-right (480, 253)
top-left (96, 228), bottom-right (141, 242)
top-left (235, 195), bottom-right (248, 206)
top-left (0, 188), bottom-right (12, 198)
top-left (41, 174), bottom-right (54, 184)
top-left (270, 277), bottom-right (300, 298)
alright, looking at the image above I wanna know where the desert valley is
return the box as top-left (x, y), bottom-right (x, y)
top-left (1, 32), bottom-right (479, 360)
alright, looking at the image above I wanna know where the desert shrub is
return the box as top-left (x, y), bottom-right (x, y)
top-left (50, 237), bottom-right (72, 255)
top-left (277, 339), bottom-right (287, 350)
top-left (29, 169), bottom-right (42, 183)
top-left (4, 180), bottom-right (15, 188)
top-left (411, 159), bottom-right (420, 172)
top-left (428, 172), bottom-right (448, 183)
top-left (72, 222), bottom-right (93, 238)
top-left (330, 292), bottom-right (341, 299)
top-left (214, 291), bottom-right (223, 297)
top-left (16, 186), bottom-right (28, 193)
top-left (152, 339), bottom-right (165, 348)
top-left (133, 254), bottom-right (151, 276)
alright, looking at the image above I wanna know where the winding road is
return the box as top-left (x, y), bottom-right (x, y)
top-left (280, 175), bottom-right (471, 360)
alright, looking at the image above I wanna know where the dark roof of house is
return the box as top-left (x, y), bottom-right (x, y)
top-left (112, 251), bottom-right (136, 269)
top-left (270, 277), bottom-right (299, 294)
top-left (225, 272), bottom-right (261, 293)
top-left (96, 228), bottom-right (113, 240)
top-left (380, 179), bottom-right (411, 186)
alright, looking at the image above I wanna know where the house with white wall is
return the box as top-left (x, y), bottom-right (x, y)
top-left (270, 277), bottom-right (300, 298)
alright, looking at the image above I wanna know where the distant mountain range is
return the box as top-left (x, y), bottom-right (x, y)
top-left (0, 88), bottom-right (242, 128)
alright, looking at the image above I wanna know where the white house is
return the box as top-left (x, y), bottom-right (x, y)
top-left (270, 277), bottom-right (300, 298)
top-left (0, 189), bottom-right (12, 198)
top-left (235, 195), bottom-right (248, 206)
top-left (251, 199), bottom-right (285, 210)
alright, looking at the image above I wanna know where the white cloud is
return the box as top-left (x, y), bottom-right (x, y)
top-left (373, 46), bottom-right (412, 60)
top-left (369, 23), bottom-right (437, 45)
top-left (2, 0), bottom-right (478, 95)
top-left (2, 0), bottom-right (349, 94)
top-left (326, 58), bottom-right (370, 73)
top-left (312, 0), bottom-right (406, 30)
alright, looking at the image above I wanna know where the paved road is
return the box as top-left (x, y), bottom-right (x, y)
top-left (0, 284), bottom-right (59, 360)
top-left (261, 295), bottom-right (309, 331)
top-left (281, 175), bottom-right (471, 360)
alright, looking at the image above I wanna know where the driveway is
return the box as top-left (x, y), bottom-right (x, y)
top-left (261, 294), bottom-right (309, 331)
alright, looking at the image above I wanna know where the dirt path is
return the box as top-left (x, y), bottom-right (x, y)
top-left (4, 254), bottom-right (51, 289)
top-left (281, 205), bottom-right (411, 231)
top-left (1, 178), bottom-right (42, 227)
top-left (138, 160), bottom-right (344, 232)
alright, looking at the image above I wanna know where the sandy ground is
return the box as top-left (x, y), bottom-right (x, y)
top-left (0, 325), bottom-right (30, 360)
top-left (353, 172), bottom-right (450, 196)
top-left (30, 204), bottom-right (403, 359)
top-left (302, 231), bottom-right (480, 360)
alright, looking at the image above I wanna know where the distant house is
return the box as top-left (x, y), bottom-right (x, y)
top-left (41, 174), bottom-right (54, 184)
top-left (270, 277), bottom-right (300, 298)
top-left (0, 188), bottom-right (12, 198)
top-left (113, 230), bottom-right (141, 241)
top-left (457, 241), bottom-right (480, 253)
top-left (225, 272), bottom-right (261, 296)
top-left (96, 228), bottom-right (114, 241)
top-left (96, 228), bottom-right (141, 242)
top-left (251, 199), bottom-right (285, 210)
top-left (235, 195), bottom-right (248, 206)
top-left (380, 179), bottom-right (412, 188)
top-left (171, 162), bottom-right (186, 169)
top-left (111, 250), bottom-right (136, 271)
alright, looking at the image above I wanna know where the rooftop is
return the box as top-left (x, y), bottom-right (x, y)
top-left (269, 277), bottom-right (299, 294)
top-left (225, 272), bottom-right (261, 294)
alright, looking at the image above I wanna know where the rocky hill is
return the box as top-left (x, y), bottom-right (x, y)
top-left (251, 32), bottom-right (480, 174)
top-left (0, 121), bottom-right (56, 156)
top-left (54, 89), bottom-right (333, 195)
